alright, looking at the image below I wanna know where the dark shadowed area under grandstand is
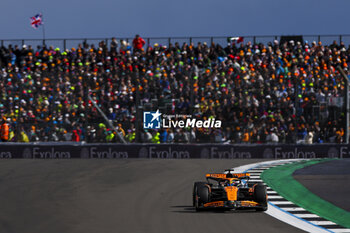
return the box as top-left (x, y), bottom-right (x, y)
top-left (294, 159), bottom-right (350, 212)
top-left (0, 159), bottom-right (304, 233)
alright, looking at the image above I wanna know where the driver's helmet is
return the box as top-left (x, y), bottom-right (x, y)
top-left (229, 179), bottom-right (240, 186)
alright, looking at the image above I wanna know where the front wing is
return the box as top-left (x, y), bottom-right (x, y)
top-left (202, 200), bottom-right (266, 209)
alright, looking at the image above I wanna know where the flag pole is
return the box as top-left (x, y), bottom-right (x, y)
top-left (42, 13), bottom-right (46, 46)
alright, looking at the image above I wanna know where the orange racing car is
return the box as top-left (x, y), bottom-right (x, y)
top-left (193, 169), bottom-right (268, 211)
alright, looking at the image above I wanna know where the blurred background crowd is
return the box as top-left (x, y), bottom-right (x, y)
top-left (0, 35), bottom-right (349, 144)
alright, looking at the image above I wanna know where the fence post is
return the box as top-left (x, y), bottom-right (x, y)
top-left (83, 74), bottom-right (88, 142)
top-left (22, 40), bottom-right (24, 46)
top-left (189, 37), bottom-right (192, 45)
top-left (189, 70), bottom-right (194, 143)
top-left (147, 38), bottom-right (150, 48)
top-left (16, 79), bottom-right (22, 142)
top-left (337, 66), bottom-right (349, 144)
top-left (168, 37), bottom-right (171, 47)
top-left (210, 37), bottom-right (213, 45)
top-left (253, 36), bottom-right (256, 45)
top-left (339, 35), bottom-right (342, 44)
top-left (135, 71), bottom-right (140, 143)
top-left (318, 35), bottom-right (321, 43)
top-left (64, 39), bottom-right (66, 51)
top-left (293, 73), bottom-right (299, 144)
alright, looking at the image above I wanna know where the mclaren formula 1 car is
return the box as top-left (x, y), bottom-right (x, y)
top-left (193, 169), bottom-right (268, 211)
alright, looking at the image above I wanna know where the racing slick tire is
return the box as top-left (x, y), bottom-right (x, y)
top-left (193, 182), bottom-right (207, 207)
top-left (254, 184), bottom-right (267, 211)
top-left (193, 183), bottom-right (209, 211)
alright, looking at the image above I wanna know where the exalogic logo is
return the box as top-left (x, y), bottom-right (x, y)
top-left (143, 110), bottom-right (162, 129)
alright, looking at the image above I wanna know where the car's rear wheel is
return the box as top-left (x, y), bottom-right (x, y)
top-left (254, 184), bottom-right (267, 211)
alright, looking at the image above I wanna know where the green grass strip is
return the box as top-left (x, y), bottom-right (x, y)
top-left (261, 159), bottom-right (350, 228)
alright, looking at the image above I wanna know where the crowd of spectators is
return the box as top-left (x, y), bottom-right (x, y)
top-left (0, 35), bottom-right (349, 144)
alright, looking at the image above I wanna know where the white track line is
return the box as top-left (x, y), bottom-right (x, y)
top-left (267, 196), bottom-right (284, 200)
top-left (249, 179), bottom-right (264, 182)
top-left (267, 191), bottom-right (277, 194)
top-left (294, 214), bottom-right (320, 218)
top-left (309, 221), bottom-right (336, 225)
top-left (281, 207), bottom-right (306, 212)
top-left (269, 201), bottom-right (294, 205)
top-left (328, 229), bottom-right (350, 232)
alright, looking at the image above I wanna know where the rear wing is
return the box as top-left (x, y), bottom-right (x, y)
top-left (206, 173), bottom-right (250, 179)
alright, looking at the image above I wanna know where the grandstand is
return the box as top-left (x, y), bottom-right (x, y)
top-left (0, 35), bottom-right (349, 144)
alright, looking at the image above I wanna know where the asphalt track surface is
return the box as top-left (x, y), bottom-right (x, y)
top-left (0, 159), bottom-right (305, 233)
top-left (294, 159), bottom-right (350, 212)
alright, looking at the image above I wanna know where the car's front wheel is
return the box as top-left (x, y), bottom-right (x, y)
top-left (193, 182), bottom-right (207, 207)
top-left (254, 184), bottom-right (267, 211)
top-left (193, 182), bottom-right (209, 211)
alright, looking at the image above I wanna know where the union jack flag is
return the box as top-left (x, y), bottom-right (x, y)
top-left (30, 14), bottom-right (43, 29)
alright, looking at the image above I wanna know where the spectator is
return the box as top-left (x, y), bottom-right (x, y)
top-left (242, 129), bottom-right (250, 143)
top-left (19, 131), bottom-right (29, 142)
top-left (142, 130), bottom-right (152, 143)
top-left (0, 119), bottom-right (9, 142)
top-left (110, 37), bottom-right (118, 53)
top-left (125, 129), bottom-right (135, 142)
top-left (72, 129), bottom-right (80, 142)
top-left (132, 34), bottom-right (145, 53)
top-left (305, 131), bottom-right (314, 144)
top-left (106, 130), bottom-right (115, 142)
top-left (159, 129), bottom-right (168, 143)
top-left (167, 129), bottom-right (174, 143)
top-left (0, 37), bottom-right (348, 144)
top-left (267, 129), bottom-right (279, 143)
top-left (152, 130), bottom-right (160, 144)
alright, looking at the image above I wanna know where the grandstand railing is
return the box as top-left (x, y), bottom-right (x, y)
top-left (2, 34), bottom-right (350, 50)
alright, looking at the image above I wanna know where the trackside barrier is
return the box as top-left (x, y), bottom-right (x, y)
top-left (0, 143), bottom-right (348, 159)
top-left (2, 35), bottom-right (350, 49)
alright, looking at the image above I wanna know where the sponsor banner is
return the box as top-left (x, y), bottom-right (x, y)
top-left (80, 147), bottom-right (129, 159)
top-left (0, 144), bottom-right (349, 159)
